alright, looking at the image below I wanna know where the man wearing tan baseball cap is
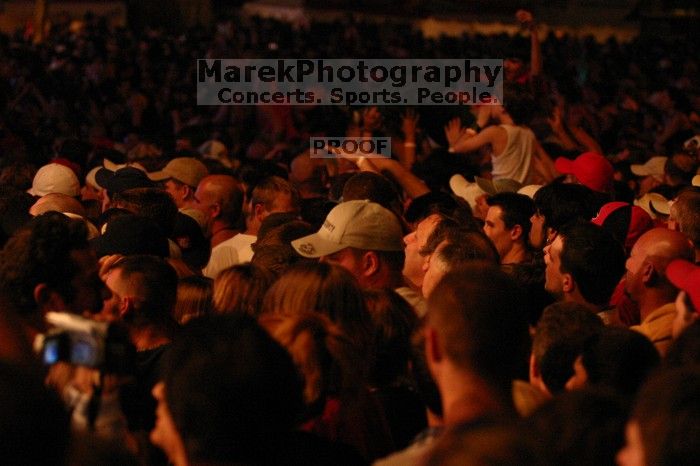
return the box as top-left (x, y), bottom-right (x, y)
top-left (149, 157), bottom-right (209, 209)
top-left (292, 200), bottom-right (414, 299)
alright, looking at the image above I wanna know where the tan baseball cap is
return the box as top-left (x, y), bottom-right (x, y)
top-left (149, 157), bottom-right (209, 188)
top-left (292, 200), bottom-right (404, 258)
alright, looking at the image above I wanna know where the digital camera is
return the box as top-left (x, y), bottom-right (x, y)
top-left (39, 312), bottom-right (135, 374)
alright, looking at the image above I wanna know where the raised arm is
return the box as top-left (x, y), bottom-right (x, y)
top-left (516, 10), bottom-right (542, 78)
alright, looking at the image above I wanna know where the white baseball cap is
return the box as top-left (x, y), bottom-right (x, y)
top-left (630, 156), bottom-right (667, 181)
top-left (449, 174), bottom-right (486, 210)
top-left (27, 163), bottom-right (80, 197)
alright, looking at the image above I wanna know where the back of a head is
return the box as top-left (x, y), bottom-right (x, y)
top-left (559, 221), bottom-right (626, 307)
top-left (163, 314), bottom-right (304, 463)
top-left (342, 172), bottom-right (401, 213)
top-left (534, 183), bottom-right (600, 232)
top-left (251, 243), bottom-right (313, 277)
top-left (533, 302), bottom-right (604, 394)
top-left (427, 265), bottom-right (530, 398)
top-left (403, 191), bottom-right (467, 226)
top-left (174, 275), bottom-right (213, 325)
top-left (502, 85), bottom-right (537, 126)
top-left (255, 219), bottom-right (314, 249)
top-left (0, 211), bottom-right (89, 316)
top-left (266, 311), bottom-right (363, 410)
top-left (251, 175), bottom-right (300, 214)
top-left (632, 368), bottom-right (700, 466)
top-left (527, 388), bottom-right (627, 466)
top-left (438, 230), bottom-right (501, 268)
top-left (115, 255), bottom-right (178, 330)
top-left (112, 188), bottom-right (178, 236)
top-left (580, 326), bottom-right (660, 398)
top-left (364, 289), bottom-right (419, 386)
top-left (213, 263), bottom-right (275, 317)
top-left (261, 262), bottom-right (372, 351)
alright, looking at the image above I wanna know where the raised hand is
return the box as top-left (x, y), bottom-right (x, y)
top-left (444, 117), bottom-right (467, 148)
top-left (516, 9), bottom-right (535, 29)
top-left (401, 108), bottom-right (420, 140)
top-left (362, 106), bottom-right (382, 133)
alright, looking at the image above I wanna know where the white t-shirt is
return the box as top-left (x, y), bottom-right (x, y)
top-left (202, 233), bottom-right (256, 279)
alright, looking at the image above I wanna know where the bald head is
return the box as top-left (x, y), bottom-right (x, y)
top-left (195, 175), bottom-right (244, 225)
top-left (626, 228), bottom-right (694, 301)
top-left (633, 228), bottom-right (694, 267)
top-left (30, 193), bottom-right (86, 217)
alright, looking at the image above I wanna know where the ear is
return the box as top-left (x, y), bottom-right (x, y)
top-left (510, 224), bottom-right (523, 241)
top-left (118, 297), bottom-right (134, 319)
top-left (253, 202), bottom-right (265, 221)
top-left (210, 202), bottom-right (222, 219)
top-left (528, 352), bottom-right (539, 382)
top-left (33, 284), bottom-right (67, 314)
top-left (640, 261), bottom-right (656, 286)
top-left (424, 326), bottom-right (443, 369)
top-left (361, 251), bottom-right (380, 277)
top-left (562, 272), bottom-right (575, 294)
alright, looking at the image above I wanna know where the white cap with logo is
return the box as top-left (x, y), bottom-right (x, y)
top-left (291, 199), bottom-right (404, 258)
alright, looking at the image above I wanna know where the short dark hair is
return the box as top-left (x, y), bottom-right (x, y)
top-left (487, 192), bottom-right (535, 243)
top-left (532, 302), bottom-right (604, 394)
top-left (427, 265), bottom-right (530, 400)
top-left (632, 368), bottom-right (700, 466)
top-left (527, 388), bottom-right (627, 466)
top-left (342, 172), bottom-right (401, 213)
top-left (0, 212), bottom-right (89, 316)
top-left (349, 247), bottom-right (405, 274)
top-left (163, 315), bottom-right (304, 463)
top-left (364, 289), bottom-right (419, 387)
top-left (533, 183), bottom-right (600, 233)
top-left (580, 326), bottom-right (660, 398)
top-left (112, 255), bottom-right (178, 331)
top-left (502, 84), bottom-right (536, 126)
top-left (434, 231), bottom-right (500, 269)
top-left (559, 221), bottom-right (626, 307)
top-left (251, 176), bottom-right (300, 214)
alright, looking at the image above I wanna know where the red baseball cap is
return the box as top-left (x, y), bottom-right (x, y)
top-left (667, 259), bottom-right (700, 314)
top-left (591, 202), bottom-right (654, 251)
top-left (555, 152), bottom-right (614, 193)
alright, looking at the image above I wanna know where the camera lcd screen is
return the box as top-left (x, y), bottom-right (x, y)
top-left (71, 340), bottom-right (96, 366)
top-left (43, 339), bottom-right (61, 365)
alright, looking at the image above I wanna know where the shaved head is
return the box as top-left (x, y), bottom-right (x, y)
top-left (633, 228), bottom-right (694, 275)
top-left (625, 228), bottom-right (694, 301)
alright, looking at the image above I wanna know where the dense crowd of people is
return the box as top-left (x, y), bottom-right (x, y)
top-left (1, 7), bottom-right (700, 466)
